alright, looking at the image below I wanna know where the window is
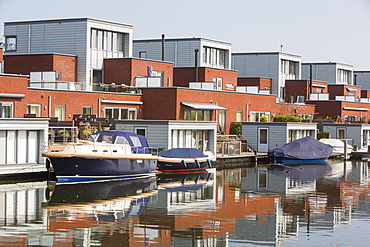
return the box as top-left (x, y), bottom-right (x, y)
top-left (5, 36), bottom-right (16, 51)
top-left (280, 59), bottom-right (298, 78)
top-left (219, 110), bottom-right (226, 133)
top-left (288, 129), bottom-right (314, 142)
top-left (139, 51), bottom-right (147, 59)
top-left (91, 29), bottom-right (125, 53)
top-left (27, 104), bottom-right (41, 117)
top-left (213, 77), bottom-right (223, 90)
top-left (0, 102), bottom-right (13, 118)
top-left (184, 109), bottom-right (210, 121)
top-left (83, 106), bottom-right (93, 115)
top-left (345, 115), bottom-right (358, 122)
top-left (171, 129), bottom-right (210, 151)
top-left (338, 128), bottom-right (346, 139)
top-left (250, 111), bottom-right (270, 122)
top-left (105, 107), bottom-right (136, 120)
top-left (236, 111), bottom-right (243, 122)
top-left (55, 105), bottom-right (65, 121)
top-left (337, 69), bottom-right (351, 84)
top-left (135, 128), bottom-right (147, 137)
top-left (203, 46), bottom-right (226, 68)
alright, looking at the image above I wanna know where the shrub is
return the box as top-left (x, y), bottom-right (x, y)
top-left (230, 122), bottom-right (242, 135)
top-left (273, 115), bottom-right (302, 122)
top-left (259, 116), bottom-right (268, 122)
top-left (317, 131), bottom-right (330, 140)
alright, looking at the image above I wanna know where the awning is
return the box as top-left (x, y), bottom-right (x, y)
top-left (181, 102), bottom-right (227, 110)
top-left (0, 93), bottom-right (25, 99)
top-left (346, 88), bottom-right (357, 92)
top-left (343, 107), bottom-right (369, 111)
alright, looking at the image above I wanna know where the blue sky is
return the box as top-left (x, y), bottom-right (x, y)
top-left (1, 0), bottom-right (369, 70)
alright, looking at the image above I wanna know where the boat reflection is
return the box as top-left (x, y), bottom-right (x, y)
top-left (46, 176), bottom-right (157, 205)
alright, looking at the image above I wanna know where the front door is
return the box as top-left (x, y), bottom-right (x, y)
top-left (258, 128), bottom-right (269, 153)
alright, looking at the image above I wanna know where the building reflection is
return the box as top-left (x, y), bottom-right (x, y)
top-left (0, 161), bottom-right (370, 246)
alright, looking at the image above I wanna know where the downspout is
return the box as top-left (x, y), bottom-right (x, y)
top-left (28, 25), bottom-right (31, 53)
top-left (161, 34), bottom-right (165, 61)
top-left (310, 63), bottom-right (313, 94)
top-left (194, 49), bottom-right (199, 82)
top-left (98, 98), bottom-right (101, 118)
top-left (48, 96), bottom-right (52, 117)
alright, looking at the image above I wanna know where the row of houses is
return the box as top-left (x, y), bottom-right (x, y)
top-left (1, 17), bottom-right (370, 167)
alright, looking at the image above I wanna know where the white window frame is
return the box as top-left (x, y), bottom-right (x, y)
top-left (250, 111), bottom-right (270, 122)
top-left (104, 107), bottom-right (137, 120)
top-left (0, 102), bottom-right (14, 118)
top-left (27, 104), bottom-right (41, 117)
top-left (55, 105), bottom-right (66, 121)
top-left (5, 36), bottom-right (16, 51)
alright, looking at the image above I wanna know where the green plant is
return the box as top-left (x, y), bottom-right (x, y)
top-left (317, 131), bottom-right (330, 140)
top-left (259, 116), bottom-right (268, 122)
top-left (230, 122), bottom-right (242, 135)
top-left (97, 122), bottom-right (103, 132)
top-left (273, 115), bottom-right (302, 122)
top-left (82, 129), bottom-right (92, 139)
top-left (57, 129), bottom-right (70, 137)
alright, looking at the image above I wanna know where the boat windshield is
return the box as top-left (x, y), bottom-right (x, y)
top-left (95, 134), bottom-right (129, 145)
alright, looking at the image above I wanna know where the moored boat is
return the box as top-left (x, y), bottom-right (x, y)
top-left (268, 136), bottom-right (333, 165)
top-left (157, 148), bottom-right (214, 173)
top-left (42, 131), bottom-right (158, 182)
top-left (319, 138), bottom-right (352, 156)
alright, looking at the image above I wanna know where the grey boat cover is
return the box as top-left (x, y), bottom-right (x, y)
top-left (158, 148), bottom-right (207, 158)
top-left (268, 136), bottom-right (333, 160)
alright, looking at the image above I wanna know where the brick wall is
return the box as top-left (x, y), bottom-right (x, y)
top-left (4, 54), bottom-right (77, 82)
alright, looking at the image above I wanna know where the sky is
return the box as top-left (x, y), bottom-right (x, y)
top-left (0, 0), bottom-right (369, 70)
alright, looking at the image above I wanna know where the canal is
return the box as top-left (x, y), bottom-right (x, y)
top-left (0, 159), bottom-right (370, 246)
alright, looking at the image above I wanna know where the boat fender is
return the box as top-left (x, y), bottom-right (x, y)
top-left (182, 160), bottom-right (187, 168)
top-left (207, 159), bottom-right (212, 168)
top-left (195, 159), bottom-right (201, 168)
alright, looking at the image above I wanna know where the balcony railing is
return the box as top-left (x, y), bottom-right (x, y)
top-left (309, 93), bottom-right (329, 100)
top-left (29, 81), bottom-right (85, 90)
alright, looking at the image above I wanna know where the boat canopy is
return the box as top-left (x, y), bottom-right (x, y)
top-left (92, 131), bottom-right (151, 154)
top-left (268, 136), bottom-right (333, 160)
top-left (158, 148), bottom-right (207, 158)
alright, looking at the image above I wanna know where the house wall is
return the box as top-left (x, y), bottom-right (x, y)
top-left (4, 54), bottom-right (77, 82)
top-left (173, 67), bottom-right (238, 89)
top-left (302, 63), bottom-right (353, 85)
top-left (328, 85), bottom-right (361, 100)
top-left (0, 48), bottom-right (3, 61)
top-left (361, 90), bottom-right (370, 98)
top-left (237, 77), bottom-right (272, 90)
top-left (232, 52), bottom-right (301, 99)
top-left (133, 38), bottom-right (232, 69)
top-left (4, 18), bottom-right (133, 89)
top-left (140, 88), bottom-right (315, 135)
top-left (285, 80), bottom-right (328, 102)
top-left (322, 124), bottom-right (362, 146)
top-left (104, 58), bottom-right (173, 86)
top-left (310, 100), bottom-right (370, 121)
top-left (354, 71), bottom-right (370, 90)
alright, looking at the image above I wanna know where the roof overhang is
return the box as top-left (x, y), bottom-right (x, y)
top-left (181, 102), bottom-right (227, 110)
top-left (0, 93), bottom-right (25, 99)
top-left (346, 88), bottom-right (357, 92)
top-left (101, 100), bottom-right (143, 105)
top-left (343, 107), bottom-right (369, 111)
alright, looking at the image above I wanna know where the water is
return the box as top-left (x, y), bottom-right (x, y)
top-left (0, 160), bottom-right (370, 246)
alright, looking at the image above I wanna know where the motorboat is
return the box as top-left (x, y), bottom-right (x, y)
top-left (319, 138), bottom-right (352, 156)
top-left (157, 148), bottom-right (214, 173)
top-left (268, 136), bottom-right (333, 165)
top-left (42, 131), bottom-right (158, 183)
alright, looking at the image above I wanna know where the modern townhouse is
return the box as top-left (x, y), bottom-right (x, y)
top-left (232, 52), bottom-right (301, 102)
top-left (301, 62), bottom-right (353, 85)
top-left (3, 17), bottom-right (133, 90)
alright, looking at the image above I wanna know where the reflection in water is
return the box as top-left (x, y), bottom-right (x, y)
top-left (1, 162), bottom-right (370, 246)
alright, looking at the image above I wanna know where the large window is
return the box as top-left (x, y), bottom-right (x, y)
top-left (337, 69), bottom-right (351, 84)
top-left (250, 111), bottom-right (270, 122)
top-left (0, 102), bottom-right (13, 118)
top-left (288, 129), bottom-right (314, 142)
top-left (203, 46), bottom-right (226, 68)
top-left (281, 59), bottom-right (298, 78)
top-left (236, 111), bottom-right (243, 122)
top-left (27, 104), bottom-right (41, 117)
top-left (91, 29), bottom-right (125, 53)
top-left (5, 36), bottom-right (16, 51)
top-left (345, 115), bottom-right (358, 122)
top-left (171, 129), bottom-right (210, 151)
top-left (184, 109), bottom-right (210, 121)
top-left (55, 105), bottom-right (65, 121)
top-left (105, 107), bottom-right (136, 120)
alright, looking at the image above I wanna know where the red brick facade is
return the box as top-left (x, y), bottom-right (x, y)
top-left (237, 77), bottom-right (272, 90)
top-left (173, 67), bottom-right (238, 90)
top-left (104, 58), bottom-right (173, 87)
top-left (285, 80), bottom-right (329, 103)
top-left (328, 85), bottom-right (361, 100)
top-left (4, 54), bottom-right (77, 82)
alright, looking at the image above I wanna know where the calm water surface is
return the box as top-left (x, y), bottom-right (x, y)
top-left (1, 160), bottom-right (370, 246)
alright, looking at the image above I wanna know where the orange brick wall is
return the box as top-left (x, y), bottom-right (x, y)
top-left (328, 85), bottom-right (362, 100)
top-left (104, 58), bottom-right (173, 87)
top-left (173, 67), bottom-right (238, 90)
top-left (237, 77), bottom-right (272, 90)
top-left (4, 54), bottom-right (77, 82)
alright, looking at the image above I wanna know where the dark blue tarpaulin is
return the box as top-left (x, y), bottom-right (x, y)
top-left (158, 148), bottom-right (207, 158)
top-left (268, 136), bottom-right (333, 160)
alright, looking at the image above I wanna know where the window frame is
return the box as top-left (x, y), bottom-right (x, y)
top-left (5, 36), bottom-right (17, 51)
top-left (0, 102), bottom-right (14, 118)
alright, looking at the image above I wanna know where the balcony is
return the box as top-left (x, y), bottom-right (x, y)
top-left (309, 93), bottom-right (329, 100)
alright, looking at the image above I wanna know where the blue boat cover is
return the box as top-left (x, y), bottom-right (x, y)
top-left (158, 148), bottom-right (207, 158)
top-left (268, 136), bottom-right (333, 160)
top-left (92, 131), bottom-right (151, 154)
